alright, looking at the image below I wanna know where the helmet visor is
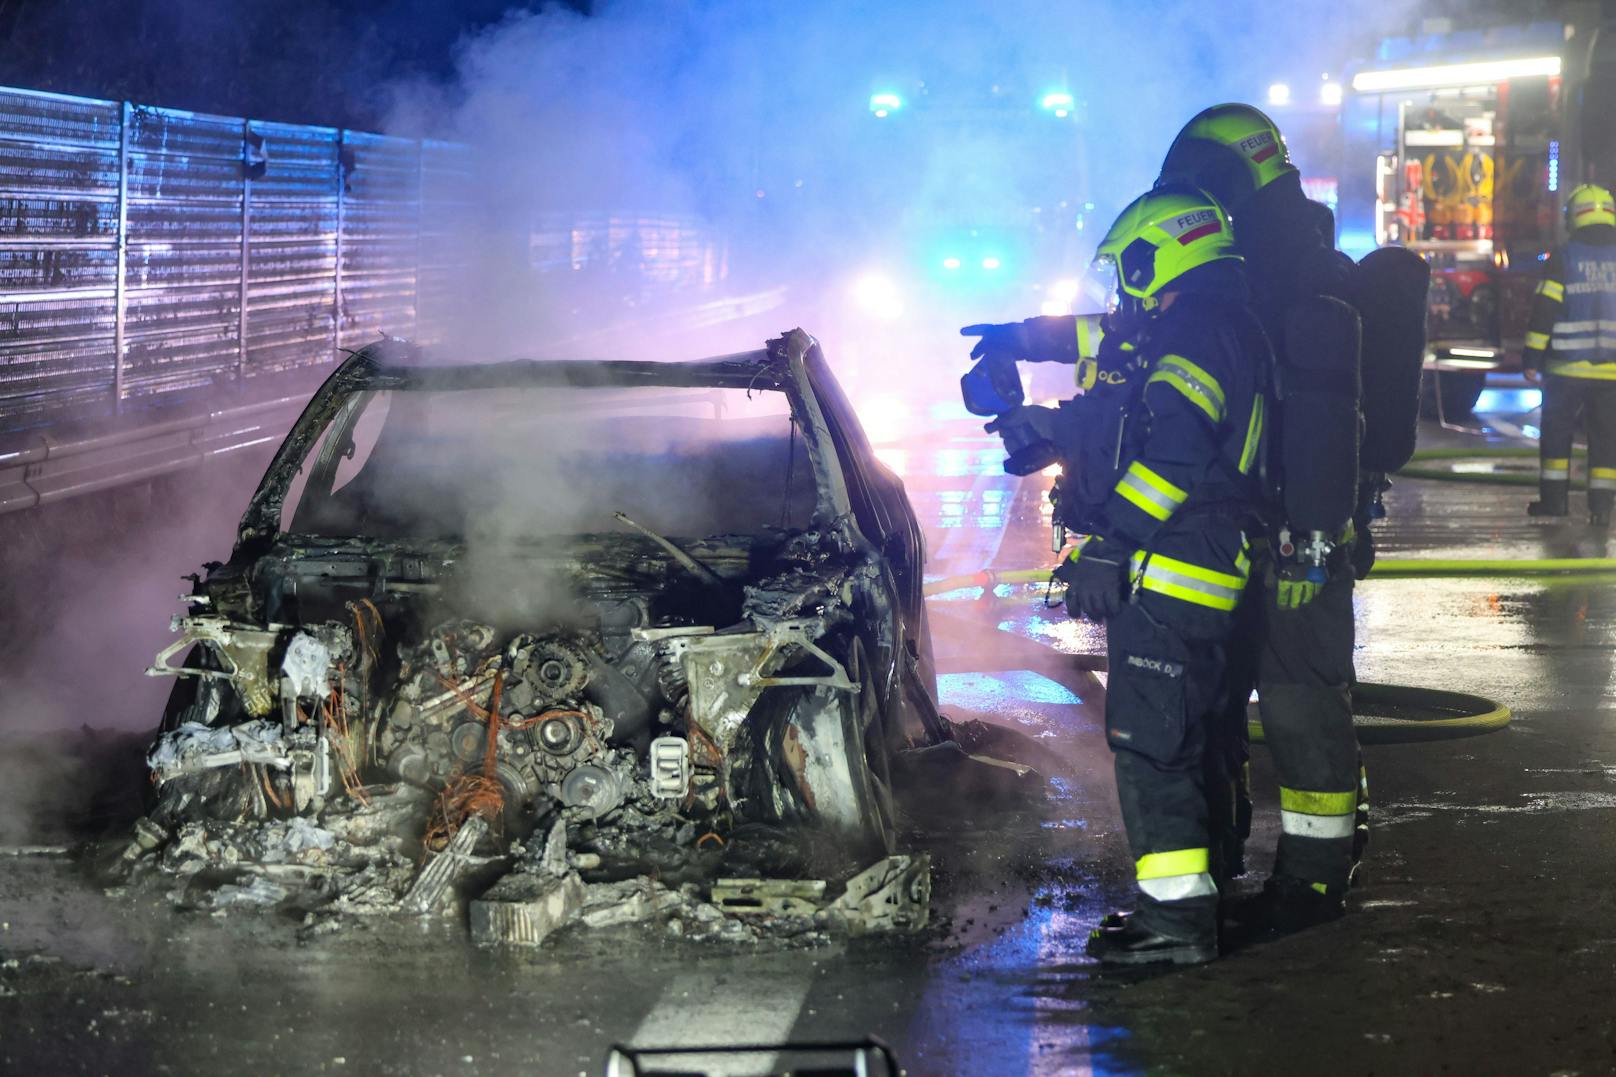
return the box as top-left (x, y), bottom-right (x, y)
top-left (1082, 255), bottom-right (1121, 313)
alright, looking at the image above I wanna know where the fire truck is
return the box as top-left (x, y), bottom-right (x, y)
top-left (1338, 16), bottom-right (1616, 419)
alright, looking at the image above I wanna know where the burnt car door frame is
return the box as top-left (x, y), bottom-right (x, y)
top-left (796, 335), bottom-right (943, 747)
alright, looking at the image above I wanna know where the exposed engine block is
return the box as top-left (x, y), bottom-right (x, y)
top-left (377, 621), bottom-right (655, 819)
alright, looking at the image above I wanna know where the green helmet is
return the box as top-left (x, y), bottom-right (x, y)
top-left (1093, 185), bottom-right (1243, 313)
top-left (1158, 103), bottom-right (1299, 211)
top-left (1565, 182), bottom-right (1616, 231)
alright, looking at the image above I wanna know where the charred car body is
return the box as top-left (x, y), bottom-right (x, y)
top-left (138, 330), bottom-right (942, 937)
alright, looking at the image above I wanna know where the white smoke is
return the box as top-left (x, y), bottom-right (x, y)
top-left (383, 0), bottom-right (1427, 370)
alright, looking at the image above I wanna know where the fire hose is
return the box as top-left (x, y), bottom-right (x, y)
top-left (916, 446), bottom-right (1616, 741)
top-left (922, 562), bottom-right (1529, 742)
top-left (1395, 445), bottom-right (1585, 487)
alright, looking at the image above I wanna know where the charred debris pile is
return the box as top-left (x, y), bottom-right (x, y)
top-left (112, 531), bottom-right (936, 947)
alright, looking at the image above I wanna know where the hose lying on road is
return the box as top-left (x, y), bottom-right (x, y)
top-left (1397, 445), bottom-right (1582, 486)
top-left (1252, 682), bottom-right (1511, 744)
top-left (924, 607), bottom-right (1513, 743)
top-left (924, 556), bottom-right (1616, 595)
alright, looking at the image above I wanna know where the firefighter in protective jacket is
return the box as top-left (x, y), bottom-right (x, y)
top-left (1158, 104), bottom-right (1377, 934)
top-left (1056, 186), bottom-right (1268, 965)
top-left (1524, 182), bottom-right (1616, 525)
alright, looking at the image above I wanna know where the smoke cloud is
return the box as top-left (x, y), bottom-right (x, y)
top-left (384, 0), bottom-right (1426, 373)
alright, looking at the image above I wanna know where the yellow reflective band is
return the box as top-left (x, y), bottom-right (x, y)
top-left (1279, 787), bottom-right (1358, 816)
top-left (1129, 550), bottom-right (1247, 611)
top-left (1591, 467), bottom-right (1616, 491)
top-left (1525, 331), bottom-right (1551, 350)
top-left (1136, 847), bottom-right (1209, 880)
top-left (1076, 357), bottom-right (1097, 391)
top-left (1545, 359), bottom-right (1616, 380)
top-left (1592, 467), bottom-right (1616, 480)
top-left (1148, 354), bottom-right (1227, 423)
top-left (1114, 461), bottom-right (1187, 522)
top-left (1075, 314), bottom-right (1105, 361)
top-left (1239, 393), bottom-right (1265, 474)
top-left (1536, 279), bottom-right (1565, 302)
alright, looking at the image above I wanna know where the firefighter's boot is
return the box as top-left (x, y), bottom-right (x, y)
top-left (1086, 913), bottom-right (1217, 966)
top-left (1590, 489), bottom-right (1613, 528)
top-left (1349, 762), bottom-right (1370, 887)
top-left (1228, 877), bottom-right (1345, 938)
top-left (1529, 481), bottom-right (1569, 517)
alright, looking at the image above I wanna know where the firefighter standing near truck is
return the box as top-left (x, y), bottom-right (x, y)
top-left (966, 186), bottom-right (1272, 965)
top-left (1524, 182), bottom-right (1616, 526)
top-left (1155, 104), bottom-right (1428, 932)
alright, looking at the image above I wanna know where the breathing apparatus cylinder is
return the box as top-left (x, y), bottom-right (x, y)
top-left (1276, 295), bottom-right (1363, 576)
top-left (1354, 246), bottom-right (1431, 474)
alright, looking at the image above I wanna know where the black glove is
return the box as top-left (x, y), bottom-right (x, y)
top-left (1055, 538), bottom-right (1132, 621)
top-left (961, 316), bottom-right (1079, 364)
top-left (960, 321), bottom-right (1032, 362)
top-left (1350, 524), bottom-right (1376, 580)
top-left (984, 405), bottom-right (1062, 476)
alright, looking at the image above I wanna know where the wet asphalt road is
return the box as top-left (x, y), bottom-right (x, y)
top-left (4, 388), bottom-right (1616, 1075)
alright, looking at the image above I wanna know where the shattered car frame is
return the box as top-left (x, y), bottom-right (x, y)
top-left (145, 330), bottom-right (943, 887)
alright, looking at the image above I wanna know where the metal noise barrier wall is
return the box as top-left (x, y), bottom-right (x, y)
top-left (0, 84), bottom-right (472, 431)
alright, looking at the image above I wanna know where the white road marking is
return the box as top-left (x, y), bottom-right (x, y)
top-left (623, 969), bottom-right (814, 1075)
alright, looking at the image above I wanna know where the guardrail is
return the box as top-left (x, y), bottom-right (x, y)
top-left (0, 376), bottom-right (315, 514)
top-left (0, 84), bottom-right (471, 431)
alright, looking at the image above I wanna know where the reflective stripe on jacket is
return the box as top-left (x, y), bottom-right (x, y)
top-left (1546, 238), bottom-right (1616, 378)
top-left (1086, 291), bottom-right (1270, 624)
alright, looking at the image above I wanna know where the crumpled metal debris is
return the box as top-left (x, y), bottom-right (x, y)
top-left (578, 878), bottom-right (689, 928)
top-left (711, 878), bottom-right (826, 917)
top-left (207, 875), bottom-right (290, 909)
top-left (402, 816), bottom-right (489, 915)
top-left (470, 871), bottom-right (587, 947)
top-left (146, 721), bottom-right (290, 780)
top-left (823, 854), bottom-right (931, 936)
top-left (129, 761), bottom-right (930, 947)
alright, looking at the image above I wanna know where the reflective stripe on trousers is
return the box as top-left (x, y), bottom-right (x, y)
top-left (1279, 787), bottom-right (1356, 840)
top-left (1128, 548), bottom-right (1250, 612)
top-left (1136, 848), bottom-right (1217, 901)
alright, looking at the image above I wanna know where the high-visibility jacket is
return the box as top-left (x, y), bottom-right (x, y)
top-left (1525, 224), bottom-right (1616, 378)
top-left (1071, 286), bottom-right (1269, 636)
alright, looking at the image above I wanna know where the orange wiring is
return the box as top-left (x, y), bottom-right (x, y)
top-left (422, 670), bottom-right (506, 852)
top-left (505, 706), bottom-right (590, 731)
top-left (325, 663), bottom-right (371, 807)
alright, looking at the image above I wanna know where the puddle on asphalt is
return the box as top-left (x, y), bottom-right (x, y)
top-left (1385, 791), bottom-right (1616, 815)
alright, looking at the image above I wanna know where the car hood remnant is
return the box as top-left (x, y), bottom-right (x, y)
top-left (123, 331), bottom-right (944, 943)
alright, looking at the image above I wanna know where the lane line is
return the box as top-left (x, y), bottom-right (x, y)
top-left (622, 969), bottom-right (813, 1075)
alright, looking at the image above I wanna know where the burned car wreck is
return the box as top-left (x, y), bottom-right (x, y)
top-left (128, 330), bottom-right (944, 943)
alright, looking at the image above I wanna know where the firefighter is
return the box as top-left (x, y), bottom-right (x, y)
top-left (968, 186), bottom-right (1270, 965)
top-left (1524, 182), bottom-right (1616, 526)
top-left (1157, 103), bottom-right (1371, 932)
